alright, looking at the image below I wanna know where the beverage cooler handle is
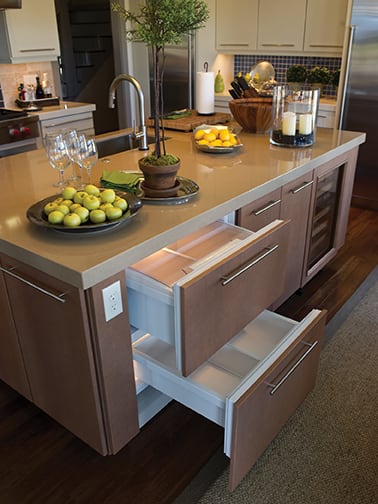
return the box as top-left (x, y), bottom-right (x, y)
top-left (220, 244), bottom-right (279, 286)
top-left (266, 340), bottom-right (319, 396)
top-left (0, 265), bottom-right (67, 303)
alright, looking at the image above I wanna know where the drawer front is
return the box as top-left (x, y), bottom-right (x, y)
top-left (176, 220), bottom-right (290, 376)
top-left (236, 188), bottom-right (282, 232)
top-left (227, 309), bottom-right (326, 491)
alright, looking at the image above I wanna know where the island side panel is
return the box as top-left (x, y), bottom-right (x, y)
top-left (85, 271), bottom-right (139, 454)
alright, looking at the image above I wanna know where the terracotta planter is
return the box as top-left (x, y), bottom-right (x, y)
top-left (138, 157), bottom-right (180, 197)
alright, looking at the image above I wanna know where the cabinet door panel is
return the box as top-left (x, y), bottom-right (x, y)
top-left (0, 262), bottom-right (31, 399)
top-left (216, 0), bottom-right (258, 52)
top-left (228, 309), bottom-right (326, 491)
top-left (178, 221), bottom-right (290, 376)
top-left (274, 173), bottom-right (314, 306)
top-left (0, 255), bottom-right (107, 453)
top-left (258, 0), bottom-right (306, 52)
top-left (304, 0), bottom-right (348, 54)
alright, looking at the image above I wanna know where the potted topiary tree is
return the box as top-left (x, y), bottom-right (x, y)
top-left (111, 0), bottom-right (209, 196)
top-left (286, 65), bottom-right (307, 91)
top-left (307, 66), bottom-right (331, 96)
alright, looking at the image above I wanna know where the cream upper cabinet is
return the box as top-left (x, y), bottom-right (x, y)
top-left (257, 0), bottom-right (306, 52)
top-left (215, 0), bottom-right (348, 56)
top-left (304, 0), bottom-right (348, 54)
top-left (0, 0), bottom-right (60, 63)
top-left (215, 0), bottom-right (258, 52)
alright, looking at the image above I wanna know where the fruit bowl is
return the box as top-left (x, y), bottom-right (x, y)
top-left (193, 124), bottom-right (243, 153)
top-left (228, 98), bottom-right (273, 133)
top-left (27, 190), bottom-right (142, 233)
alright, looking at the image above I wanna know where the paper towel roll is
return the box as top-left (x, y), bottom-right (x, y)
top-left (196, 71), bottom-right (215, 115)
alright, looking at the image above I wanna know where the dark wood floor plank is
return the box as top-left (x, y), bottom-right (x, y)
top-left (0, 206), bottom-right (377, 504)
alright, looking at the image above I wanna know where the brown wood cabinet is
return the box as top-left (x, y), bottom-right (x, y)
top-left (0, 253), bottom-right (139, 455)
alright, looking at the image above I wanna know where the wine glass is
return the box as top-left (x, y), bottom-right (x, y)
top-left (63, 129), bottom-right (82, 186)
top-left (45, 133), bottom-right (72, 187)
top-left (77, 135), bottom-right (98, 185)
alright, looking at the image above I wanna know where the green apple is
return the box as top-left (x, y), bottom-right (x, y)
top-left (73, 191), bottom-right (88, 204)
top-left (100, 189), bottom-right (116, 204)
top-left (100, 202), bottom-right (113, 211)
top-left (53, 197), bottom-right (64, 205)
top-left (48, 210), bottom-right (65, 224)
top-left (62, 186), bottom-right (77, 200)
top-left (44, 202), bottom-right (58, 215)
top-left (113, 197), bottom-right (128, 212)
top-left (105, 206), bottom-right (123, 220)
top-left (85, 184), bottom-right (100, 196)
top-left (61, 199), bottom-right (74, 208)
top-left (83, 195), bottom-right (100, 211)
top-left (89, 209), bottom-right (106, 224)
top-left (55, 204), bottom-right (70, 216)
top-left (63, 213), bottom-right (81, 227)
top-left (69, 203), bottom-right (82, 212)
top-left (74, 206), bottom-right (90, 223)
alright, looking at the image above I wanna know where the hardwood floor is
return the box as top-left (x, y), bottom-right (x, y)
top-left (0, 206), bottom-right (377, 504)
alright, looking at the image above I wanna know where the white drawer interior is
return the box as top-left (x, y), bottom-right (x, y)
top-left (132, 310), bottom-right (308, 427)
top-left (128, 220), bottom-right (252, 287)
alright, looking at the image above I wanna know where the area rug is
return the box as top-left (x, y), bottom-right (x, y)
top-left (176, 269), bottom-right (378, 504)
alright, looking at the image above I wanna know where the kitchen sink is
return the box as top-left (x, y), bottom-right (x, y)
top-left (96, 133), bottom-right (156, 158)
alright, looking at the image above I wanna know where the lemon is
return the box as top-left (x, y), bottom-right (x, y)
top-left (204, 132), bottom-right (216, 143)
top-left (222, 141), bottom-right (232, 147)
top-left (219, 129), bottom-right (230, 141)
top-left (210, 128), bottom-right (221, 138)
top-left (210, 139), bottom-right (222, 147)
top-left (229, 134), bottom-right (237, 145)
top-left (198, 139), bottom-right (208, 145)
top-left (194, 129), bottom-right (206, 140)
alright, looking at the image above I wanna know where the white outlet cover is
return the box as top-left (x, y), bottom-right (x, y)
top-left (102, 281), bottom-right (123, 322)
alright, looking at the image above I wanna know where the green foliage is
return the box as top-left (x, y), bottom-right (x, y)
top-left (141, 153), bottom-right (180, 166)
top-left (112, 0), bottom-right (209, 161)
top-left (286, 65), bottom-right (307, 83)
top-left (111, 0), bottom-right (209, 49)
top-left (307, 66), bottom-right (331, 84)
top-left (331, 68), bottom-right (341, 87)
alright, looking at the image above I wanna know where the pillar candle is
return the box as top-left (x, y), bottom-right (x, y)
top-left (299, 114), bottom-right (313, 135)
top-left (282, 112), bottom-right (296, 136)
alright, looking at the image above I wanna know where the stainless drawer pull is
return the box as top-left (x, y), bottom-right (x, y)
top-left (290, 180), bottom-right (314, 194)
top-left (266, 340), bottom-right (319, 395)
top-left (0, 266), bottom-right (67, 303)
top-left (221, 244), bottom-right (279, 286)
top-left (252, 199), bottom-right (281, 216)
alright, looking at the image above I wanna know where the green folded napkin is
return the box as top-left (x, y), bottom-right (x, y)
top-left (100, 170), bottom-right (141, 192)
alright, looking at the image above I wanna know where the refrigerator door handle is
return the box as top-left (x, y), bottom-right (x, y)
top-left (339, 25), bottom-right (356, 129)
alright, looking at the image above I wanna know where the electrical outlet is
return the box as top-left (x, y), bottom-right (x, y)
top-left (102, 280), bottom-right (123, 322)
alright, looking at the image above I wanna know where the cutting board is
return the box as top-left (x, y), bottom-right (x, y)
top-left (146, 110), bottom-right (231, 131)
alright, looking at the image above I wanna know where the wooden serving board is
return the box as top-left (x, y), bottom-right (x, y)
top-left (146, 110), bottom-right (231, 131)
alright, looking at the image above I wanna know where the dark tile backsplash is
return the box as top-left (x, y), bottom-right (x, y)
top-left (234, 55), bottom-right (341, 97)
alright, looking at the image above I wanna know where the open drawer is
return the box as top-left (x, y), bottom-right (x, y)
top-left (133, 308), bottom-right (327, 490)
top-left (127, 219), bottom-right (290, 376)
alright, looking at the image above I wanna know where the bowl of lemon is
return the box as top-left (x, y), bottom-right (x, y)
top-left (193, 124), bottom-right (243, 153)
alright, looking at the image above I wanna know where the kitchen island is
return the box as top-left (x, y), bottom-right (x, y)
top-left (0, 126), bottom-right (366, 490)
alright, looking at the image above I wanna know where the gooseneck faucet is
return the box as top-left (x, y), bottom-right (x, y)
top-left (108, 74), bottom-right (149, 151)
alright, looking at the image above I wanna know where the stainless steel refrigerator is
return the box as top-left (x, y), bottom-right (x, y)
top-left (148, 35), bottom-right (194, 116)
top-left (338, 0), bottom-right (378, 209)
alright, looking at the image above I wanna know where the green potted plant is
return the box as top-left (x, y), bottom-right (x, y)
top-left (112, 0), bottom-right (209, 195)
top-left (286, 65), bottom-right (307, 91)
top-left (307, 66), bottom-right (331, 95)
top-left (331, 68), bottom-right (341, 90)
